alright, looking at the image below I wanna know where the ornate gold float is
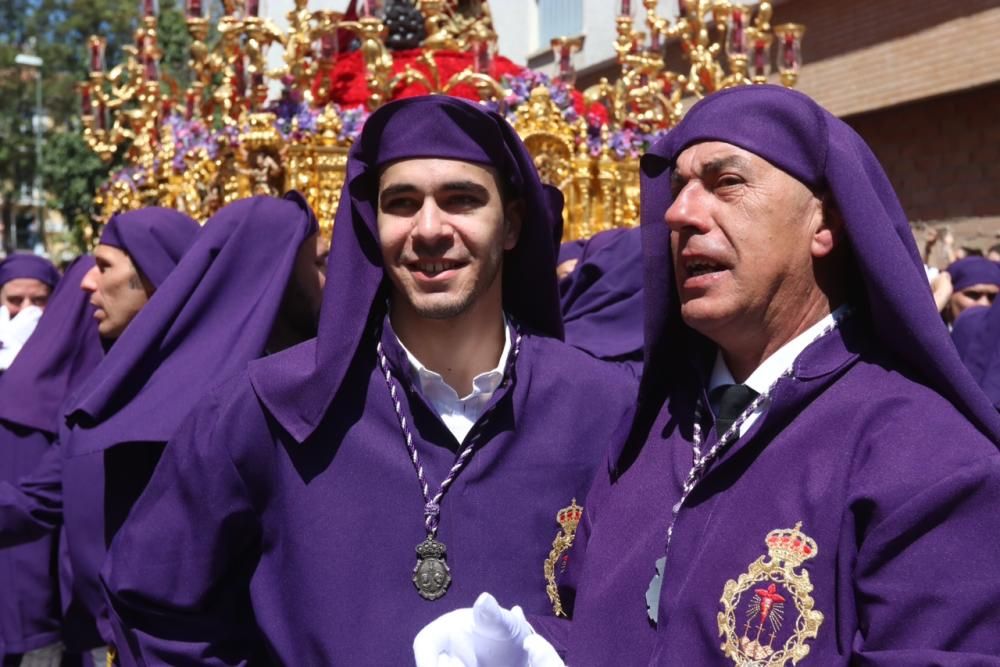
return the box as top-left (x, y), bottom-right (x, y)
top-left (81, 0), bottom-right (804, 241)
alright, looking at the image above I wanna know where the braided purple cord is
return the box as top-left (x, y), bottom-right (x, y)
top-left (377, 324), bottom-right (523, 537)
top-left (662, 309), bottom-right (850, 560)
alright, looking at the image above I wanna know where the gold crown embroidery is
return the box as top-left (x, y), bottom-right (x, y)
top-left (543, 499), bottom-right (583, 618)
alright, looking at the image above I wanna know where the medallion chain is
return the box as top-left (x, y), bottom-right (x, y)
top-left (646, 308), bottom-right (850, 623)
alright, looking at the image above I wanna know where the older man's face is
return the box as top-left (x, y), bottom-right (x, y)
top-left (1, 278), bottom-right (50, 317)
top-left (666, 141), bottom-right (829, 343)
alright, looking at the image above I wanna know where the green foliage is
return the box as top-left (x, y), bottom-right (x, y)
top-left (2, 0), bottom-right (228, 251)
top-left (1, 0), bottom-right (143, 251)
top-left (41, 129), bottom-right (113, 248)
top-left (23, 0), bottom-right (142, 123)
top-left (159, 2), bottom-right (192, 91)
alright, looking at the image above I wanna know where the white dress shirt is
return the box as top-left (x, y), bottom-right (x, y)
top-left (395, 318), bottom-right (512, 444)
top-left (708, 305), bottom-right (849, 438)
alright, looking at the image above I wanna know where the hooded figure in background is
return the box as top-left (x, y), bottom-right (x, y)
top-left (935, 255), bottom-right (1000, 327)
top-left (0, 257), bottom-right (103, 665)
top-left (102, 95), bottom-right (636, 666)
top-left (60, 193), bottom-right (319, 657)
top-left (952, 297), bottom-right (1000, 409)
top-left (0, 207), bottom-right (199, 664)
top-left (0, 253), bottom-right (60, 316)
top-left (558, 227), bottom-right (644, 376)
top-left (417, 85), bottom-right (1000, 666)
top-left (0, 254), bottom-right (62, 371)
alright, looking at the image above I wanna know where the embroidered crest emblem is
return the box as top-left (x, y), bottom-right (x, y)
top-left (543, 499), bottom-right (583, 617)
top-left (718, 522), bottom-right (824, 665)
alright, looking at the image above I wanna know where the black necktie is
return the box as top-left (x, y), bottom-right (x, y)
top-left (712, 384), bottom-right (759, 439)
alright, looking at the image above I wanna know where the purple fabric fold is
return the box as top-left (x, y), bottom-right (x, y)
top-left (0, 210), bottom-right (199, 654)
top-left (99, 209), bottom-right (200, 289)
top-left (250, 96), bottom-right (564, 443)
top-left (67, 193), bottom-right (317, 452)
top-left (0, 254), bottom-right (60, 288)
top-left (559, 227), bottom-right (644, 364)
top-left (51, 193), bottom-right (316, 647)
top-left (0, 258), bottom-right (103, 657)
top-left (558, 239), bottom-right (586, 265)
top-left (0, 257), bottom-right (104, 435)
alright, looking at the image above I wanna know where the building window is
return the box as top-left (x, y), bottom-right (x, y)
top-left (538, 0), bottom-right (583, 46)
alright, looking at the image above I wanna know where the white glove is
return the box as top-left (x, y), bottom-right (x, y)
top-left (523, 634), bottom-right (566, 667)
top-left (414, 592), bottom-right (565, 667)
top-left (413, 606), bottom-right (478, 667)
top-left (0, 304), bottom-right (42, 346)
top-left (0, 305), bottom-right (42, 370)
top-left (469, 592), bottom-right (535, 666)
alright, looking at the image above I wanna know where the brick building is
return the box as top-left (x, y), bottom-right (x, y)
top-left (781, 0), bottom-right (1000, 260)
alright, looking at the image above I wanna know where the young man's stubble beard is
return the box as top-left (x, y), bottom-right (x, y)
top-left (406, 217), bottom-right (509, 321)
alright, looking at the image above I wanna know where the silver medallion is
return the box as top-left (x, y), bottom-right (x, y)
top-left (413, 536), bottom-right (452, 600)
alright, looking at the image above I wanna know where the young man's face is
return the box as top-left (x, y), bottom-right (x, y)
top-left (377, 158), bottom-right (521, 320)
top-left (0, 278), bottom-right (50, 317)
top-left (80, 244), bottom-right (153, 340)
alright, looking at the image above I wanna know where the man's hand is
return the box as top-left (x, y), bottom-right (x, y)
top-left (556, 259), bottom-right (578, 281)
top-left (414, 592), bottom-right (564, 667)
top-left (931, 270), bottom-right (953, 313)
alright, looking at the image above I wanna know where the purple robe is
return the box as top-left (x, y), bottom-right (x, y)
top-left (543, 85), bottom-right (1000, 664)
top-left (102, 96), bottom-right (637, 665)
top-left (0, 253), bottom-right (60, 289)
top-left (0, 209), bottom-right (199, 652)
top-left (557, 239), bottom-right (586, 266)
top-left (105, 323), bottom-right (634, 665)
top-left (559, 227), bottom-right (644, 374)
top-left (54, 195), bottom-right (317, 646)
top-left (0, 257), bottom-right (103, 658)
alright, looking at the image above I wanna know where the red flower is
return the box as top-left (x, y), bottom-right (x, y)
top-left (312, 49), bottom-right (528, 108)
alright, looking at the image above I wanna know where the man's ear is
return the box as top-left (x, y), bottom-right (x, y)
top-left (132, 258), bottom-right (156, 298)
top-left (811, 197), bottom-right (843, 259)
top-left (503, 199), bottom-right (524, 251)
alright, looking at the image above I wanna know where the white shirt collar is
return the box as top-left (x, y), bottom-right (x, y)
top-left (396, 316), bottom-right (511, 399)
top-left (709, 305), bottom-right (849, 395)
top-left (392, 316), bottom-right (512, 443)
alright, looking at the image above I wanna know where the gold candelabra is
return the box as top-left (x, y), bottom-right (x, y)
top-left (587, 0), bottom-right (804, 133)
top-left (82, 0), bottom-right (803, 241)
